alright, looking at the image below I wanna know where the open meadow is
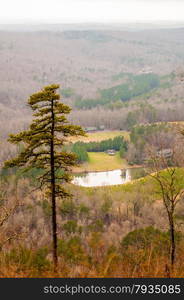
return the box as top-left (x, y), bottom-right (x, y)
top-left (69, 130), bottom-right (130, 143)
top-left (73, 152), bottom-right (129, 172)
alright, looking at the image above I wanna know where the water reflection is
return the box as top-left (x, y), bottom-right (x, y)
top-left (72, 168), bottom-right (143, 187)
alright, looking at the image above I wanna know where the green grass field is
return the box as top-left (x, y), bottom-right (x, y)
top-left (73, 151), bottom-right (129, 172)
top-left (71, 130), bottom-right (130, 172)
top-left (70, 130), bottom-right (130, 143)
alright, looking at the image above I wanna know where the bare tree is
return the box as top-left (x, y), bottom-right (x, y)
top-left (145, 133), bottom-right (184, 272)
top-left (0, 178), bottom-right (24, 251)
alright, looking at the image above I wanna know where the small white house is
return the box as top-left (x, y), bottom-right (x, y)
top-left (106, 149), bottom-right (116, 156)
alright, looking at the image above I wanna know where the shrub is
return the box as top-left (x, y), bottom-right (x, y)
top-left (5, 246), bottom-right (50, 271)
top-left (63, 220), bottom-right (82, 235)
top-left (88, 219), bottom-right (104, 232)
top-left (121, 226), bottom-right (182, 256)
top-left (31, 247), bottom-right (50, 271)
top-left (41, 200), bottom-right (52, 217)
top-left (60, 199), bottom-right (77, 218)
top-left (58, 237), bottom-right (86, 263)
top-left (78, 203), bottom-right (90, 217)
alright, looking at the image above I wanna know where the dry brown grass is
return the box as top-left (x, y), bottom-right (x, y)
top-left (1, 250), bottom-right (184, 278)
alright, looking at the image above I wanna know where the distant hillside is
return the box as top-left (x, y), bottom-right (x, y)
top-left (75, 73), bottom-right (164, 109)
top-left (1, 27), bottom-right (184, 139)
top-left (0, 28), bottom-right (184, 108)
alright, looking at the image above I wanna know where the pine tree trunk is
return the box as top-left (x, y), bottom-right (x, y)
top-left (50, 98), bottom-right (58, 271)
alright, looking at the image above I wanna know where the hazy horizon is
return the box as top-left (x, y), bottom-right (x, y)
top-left (1, 0), bottom-right (184, 24)
top-left (1, 20), bottom-right (184, 25)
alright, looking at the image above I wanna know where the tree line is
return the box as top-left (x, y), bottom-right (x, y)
top-left (126, 123), bottom-right (170, 165)
top-left (71, 136), bottom-right (128, 163)
top-left (75, 73), bottom-right (160, 109)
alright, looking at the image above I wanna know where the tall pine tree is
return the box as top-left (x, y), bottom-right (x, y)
top-left (4, 84), bottom-right (85, 270)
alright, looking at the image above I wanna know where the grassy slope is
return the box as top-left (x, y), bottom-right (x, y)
top-left (77, 171), bottom-right (151, 194)
top-left (71, 168), bottom-right (184, 211)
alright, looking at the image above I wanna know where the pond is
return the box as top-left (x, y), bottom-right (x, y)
top-left (72, 167), bottom-right (146, 187)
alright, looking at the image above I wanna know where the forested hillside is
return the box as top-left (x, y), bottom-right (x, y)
top-left (1, 24), bottom-right (184, 278)
top-left (1, 27), bottom-right (184, 144)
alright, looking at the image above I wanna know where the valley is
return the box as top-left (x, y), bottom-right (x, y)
top-left (1, 24), bottom-right (184, 278)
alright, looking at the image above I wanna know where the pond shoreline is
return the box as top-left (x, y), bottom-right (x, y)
top-left (72, 164), bottom-right (143, 174)
top-left (72, 167), bottom-right (146, 187)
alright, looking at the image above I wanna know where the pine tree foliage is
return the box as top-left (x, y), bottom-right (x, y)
top-left (4, 84), bottom-right (85, 269)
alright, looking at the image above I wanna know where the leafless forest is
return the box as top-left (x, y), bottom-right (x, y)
top-left (1, 27), bottom-right (184, 138)
top-left (1, 25), bottom-right (184, 277)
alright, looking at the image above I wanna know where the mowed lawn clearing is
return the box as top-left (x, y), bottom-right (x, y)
top-left (70, 130), bottom-right (130, 143)
top-left (73, 152), bottom-right (129, 172)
